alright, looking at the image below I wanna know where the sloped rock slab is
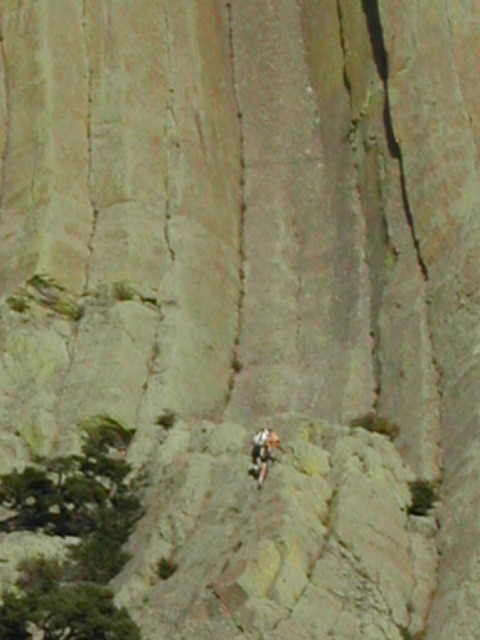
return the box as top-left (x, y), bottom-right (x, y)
top-left (115, 418), bottom-right (438, 640)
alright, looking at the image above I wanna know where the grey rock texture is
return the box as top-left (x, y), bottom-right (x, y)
top-left (116, 418), bottom-right (435, 640)
top-left (0, 0), bottom-right (479, 638)
top-left (226, 0), bottom-right (375, 424)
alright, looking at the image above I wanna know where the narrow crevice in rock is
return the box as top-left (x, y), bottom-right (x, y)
top-left (163, 7), bottom-right (177, 267)
top-left (128, 6), bottom-right (178, 433)
top-left (209, 584), bottom-right (245, 635)
top-left (275, 543), bottom-right (326, 630)
top-left (361, 0), bottom-right (387, 83)
top-left (135, 308), bottom-right (164, 428)
top-left (54, 308), bottom-right (81, 435)
top-left (163, 173), bottom-right (175, 265)
top-left (336, 1), bottom-right (351, 97)
top-left (0, 15), bottom-right (10, 226)
top-left (81, 0), bottom-right (99, 295)
top-left (54, 1), bottom-right (96, 432)
top-left (294, 221), bottom-right (303, 361)
top-left (361, 0), bottom-right (428, 282)
top-left (397, 154), bottom-right (428, 281)
top-left (363, 13), bottom-right (443, 629)
top-left (55, 332), bottom-right (79, 424)
top-left (223, 1), bottom-right (246, 413)
top-left (336, 3), bottom-right (384, 409)
top-left (363, 0), bottom-right (443, 491)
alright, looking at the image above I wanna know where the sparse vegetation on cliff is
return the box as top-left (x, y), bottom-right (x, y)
top-left (27, 274), bottom-right (83, 320)
top-left (156, 409), bottom-right (177, 429)
top-left (6, 275), bottom-right (83, 320)
top-left (0, 419), bottom-right (144, 639)
top-left (6, 290), bottom-right (30, 313)
top-left (113, 280), bottom-right (136, 302)
top-left (157, 555), bottom-right (178, 580)
top-left (0, 560), bottom-right (140, 640)
top-left (349, 412), bottom-right (400, 439)
top-left (408, 479), bottom-right (437, 516)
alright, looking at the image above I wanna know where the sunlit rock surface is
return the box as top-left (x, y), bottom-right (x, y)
top-left (1, 1), bottom-right (480, 638)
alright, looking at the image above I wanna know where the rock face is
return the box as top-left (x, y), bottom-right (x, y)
top-left (0, 0), bottom-right (479, 638)
top-left (115, 418), bottom-right (436, 640)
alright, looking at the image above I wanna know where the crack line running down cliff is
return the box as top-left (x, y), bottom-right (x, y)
top-left (224, 1), bottom-right (246, 413)
top-left (337, 0), bottom-right (385, 407)
top-left (130, 6), bottom-right (178, 431)
top-left (53, 3), bottom-right (97, 430)
top-left (81, 0), bottom-right (99, 294)
top-left (361, 0), bottom-right (428, 281)
top-left (163, 6), bottom-right (177, 266)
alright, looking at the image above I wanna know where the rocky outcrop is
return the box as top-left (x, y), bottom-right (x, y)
top-left (1, 0), bottom-right (480, 638)
top-left (114, 417), bottom-right (436, 640)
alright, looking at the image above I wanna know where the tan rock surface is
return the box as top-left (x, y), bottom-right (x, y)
top-left (226, 0), bottom-right (375, 424)
top-left (111, 418), bottom-right (434, 639)
top-left (1, 0), bottom-right (480, 638)
top-left (379, 1), bottom-right (480, 636)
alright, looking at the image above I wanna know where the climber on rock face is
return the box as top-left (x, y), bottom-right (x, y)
top-left (250, 427), bottom-right (280, 479)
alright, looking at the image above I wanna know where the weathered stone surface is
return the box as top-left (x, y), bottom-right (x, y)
top-left (226, 0), bottom-right (375, 425)
top-left (329, 0), bottom-right (442, 481)
top-left (57, 300), bottom-right (158, 438)
top-left (329, 430), bottom-right (414, 627)
top-left (0, 531), bottom-right (72, 596)
top-left (107, 418), bottom-right (432, 639)
top-left (0, 0), bottom-right (242, 460)
top-left (1, 0), bottom-right (479, 637)
top-left (0, 1), bottom-right (91, 296)
top-left (407, 515), bottom-right (438, 636)
top-left (0, 304), bottom-right (71, 457)
top-left (378, 1), bottom-right (480, 636)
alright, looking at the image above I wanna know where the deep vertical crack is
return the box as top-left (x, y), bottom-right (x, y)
top-left (337, 0), bottom-right (384, 407)
top-left (82, 0), bottom-right (99, 294)
top-left (133, 6), bottom-right (176, 428)
top-left (163, 7), bottom-right (177, 266)
top-left (135, 304), bottom-right (164, 428)
top-left (336, 0), bottom-right (351, 98)
top-left (56, 0), bottom-right (95, 427)
top-left (360, 1), bottom-right (444, 461)
top-left (224, 2), bottom-right (246, 413)
top-left (338, 0), bottom-right (429, 412)
top-left (353, 7), bottom-right (441, 634)
top-left (163, 173), bottom-right (175, 265)
top-left (53, 2), bottom-right (97, 436)
top-left (294, 222), bottom-right (303, 359)
top-left (361, 0), bottom-right (428, 282)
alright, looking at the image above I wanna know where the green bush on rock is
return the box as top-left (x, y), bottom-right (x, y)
top-left (157, 556), bottom-right (178, 580)
top-left (349, 412), bottom-right (400, 440)
top-left (0, 418), bottom-right (142, 540)
top-left (0, 419), bottom-right (144, 639)
top-left (408, 479), bottom-right (437, 516)
top-left (0, 563), bottom-right (140, 640)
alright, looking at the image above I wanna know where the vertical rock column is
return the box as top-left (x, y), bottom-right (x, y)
top-left (227, 0), bottom-right (374, 423)
top-left (331, 0), bottom-right (441, 481)
top-left (58, 0), bottom-right (242, 437)
top-left (0, 1), bottom-right (91, 459)
top-left (0, 1), bottom-right (242, 459)
top-left (380, 1), bottom-right (480, 637)
top-left (0, 1), bottom-right (92, 293)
